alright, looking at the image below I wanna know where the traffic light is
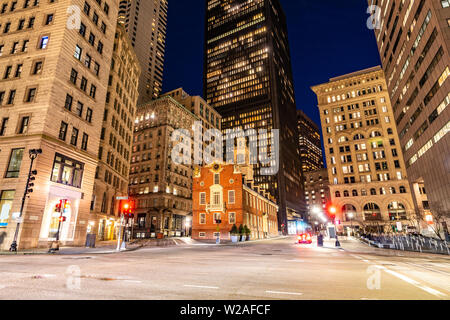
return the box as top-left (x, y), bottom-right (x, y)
top-left (27, 170), bottom-right (38, 195)
top-left (55, 201), bottom-right (62, 213)
top-left (58, 216), bottom-right (66, 222)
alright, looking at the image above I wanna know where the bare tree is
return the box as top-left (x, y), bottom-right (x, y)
top-left (407, 208), bottom-right (424, 234)
top-left (428, 203), bottom-right (450, 240)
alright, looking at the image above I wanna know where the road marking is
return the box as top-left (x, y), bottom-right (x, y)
top-left (287, 259), bottom-right (305, 262)
top-left (375, 265), bottom-right (447, 298)
top-left (184, 285), bottom-right (219, 289)
top-left (266, 290), bottom-right (303, 296)
top-left (122, 280), bottom-right (142, 284)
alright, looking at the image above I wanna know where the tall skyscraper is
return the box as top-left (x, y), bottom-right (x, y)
top-left (369, 0), bottom-right (450, 214)
top-left (90, 23), bottom-right (141, 241)
top-left (0, 0), bottom-right (119, 249)
top-left (312, 66), bottom-right (416, 234)
top-left (204, 0), bottom-right (305, 233)
top-left (118, 0), bottom-right (168, 103)
top-left (297, 110), bottom-right (324, 172)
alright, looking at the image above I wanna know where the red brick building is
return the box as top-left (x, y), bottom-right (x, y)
top-left (192, 162), bottom-right (279, 240)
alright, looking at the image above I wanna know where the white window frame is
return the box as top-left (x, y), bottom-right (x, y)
top-left (228, 190), bottom-right (235, 204)
top-left (199, 213), bottom-right (206, 224)
top-left (229, 212), bottom-right (236, 224)
top-left (199, 192), bottom-right (206, 205)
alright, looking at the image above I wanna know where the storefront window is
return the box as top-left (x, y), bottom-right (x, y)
top-left (5, 148), bottom-right (24, 178)
top-left (50, 153), bottom-right (84, 188)
top-left (0, 190), bottom-right (15, 227)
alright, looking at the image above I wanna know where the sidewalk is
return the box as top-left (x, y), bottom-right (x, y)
top-left (0, 240), bottom-right (142, 256)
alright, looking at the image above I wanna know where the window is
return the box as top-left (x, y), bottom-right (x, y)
top-left (198, 232), bottom-right (206, 238)
top-left (59, 121), bottom-right (68, 140)
top-left (79, 23), bottom-right (86, 37)
top-left (28, 17), bottom-right (35, 28)
top-left (213, 212), bottom-right (221, 224)
top-left (5, 148), bottom-right (24, 178)
top-left (400, 186), bottom-right (407, 193)
top-left (76, 102), bottom-right (83, 117)
top-left (22, 40), bottom-right (29, 52)
top-left (90, 85), bottom-right (96, 98)
top-left (92, 12), bottom-right (98, 25)
top-left (80, 77), bottom-right (87, 91)
top-left (94, 62), bottom-right (100, 76)
top-left (3, 22), bottom-right (11, 33)
top-left (64, 94), bottom-right (73, 111)
top-left (88, 32), bottom-right (95, 45)
top-left (25, 88), bottom-right (36, 102)
top-left (0, 190), bottom-right (15, 227)
top-left (3, 66), bottom-right (12, 79)
top-left (103, 3), bottom-right (109, 15)
top-left (84, 54), bottom-right (91, 68)
top-left (11, 42), bottom-right (19, 54)
top-left (86, 108), bottom-right (92, 122)
top-left (0, 118), bottom-right (8, 136)
top-left (81, 133), bottom-right (88, 150)
top-left (18, 116), bottom-right (29, 134)
top-left (335, 191), bottom-right (341, 198)
top-left (199, 213), bottom-right (206, 224)
top-left (50, 153), bottom-right (84, 188)
top-left (70, 127), bottom-right (79, 146)
top-left (228, 190), bottom-right (235, 204)
top-left (442, 0), bottom-right (449, 8)
top-left (83, 2), bottom-right (91, 15)
top-left (32, 61), bottom-right (43, 74)
top-left (97, 41), bottom-right (103, 54)
top-left (229, 212), bottom-right (236, 224)
top-left (70, 69), bottom-right (78, 84)
top-left (214, 173), bottom-right (220, 185)
top-left (212, 191), bottom-right (221, 205)
top-left (39, 36), bottom-right (49, 49)
top-left (199, 192), bottom-right (206, 205)
top-left (14, 64), bottom-right (22, 77)
top-left (7, 90), bottom-right (16, 104)
top-left (74, 45), bottom-right (82, 60)
top-left (45, 14), bottom-right (53, 25)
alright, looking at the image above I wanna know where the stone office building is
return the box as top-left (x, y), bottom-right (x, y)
top-left (0, 0), bottom-right (119, 249)
top-left (312, 67), bottom-right (416, 233)
top-left (369, 0), bottom-right (450, 221)
top-left (90, 23), bottom-right (140, 241)
top-left (129, 96), bottom-right (197, 238)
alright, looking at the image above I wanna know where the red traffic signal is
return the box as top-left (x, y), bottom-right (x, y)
top-left (58, 216), bottom-right (66, 222)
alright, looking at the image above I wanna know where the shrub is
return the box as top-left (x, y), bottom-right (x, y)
top-left (238, 224), bottom-right (245, 235)
top-left (230, 224), bottom-right (239, 235)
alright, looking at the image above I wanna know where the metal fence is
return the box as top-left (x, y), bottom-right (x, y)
top-left (359, 234), bottom-right (450, 255)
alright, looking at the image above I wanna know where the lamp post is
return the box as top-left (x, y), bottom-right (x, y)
top-left (9, 148), bottom-right (42, 252)
top-left (348, 212), bottom-right (354, 236)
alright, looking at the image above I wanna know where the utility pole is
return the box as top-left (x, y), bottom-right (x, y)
top-left (9, 148), bottom-right (42, 252)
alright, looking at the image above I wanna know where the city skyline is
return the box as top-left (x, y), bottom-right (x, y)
top-left (162, 0), bottom-right (381, 133)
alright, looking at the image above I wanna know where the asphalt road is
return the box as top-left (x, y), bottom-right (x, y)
top-left (0, 237), bottom-right (449, 300)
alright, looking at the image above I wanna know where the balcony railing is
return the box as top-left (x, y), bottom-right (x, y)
top-left (206, 203), bottom-right (226, 212)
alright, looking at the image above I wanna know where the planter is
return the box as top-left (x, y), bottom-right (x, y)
top-left (231, 235), bottom-right (239, 243)
top-left (240, 235), bottom-right (246, 242)
top-left (246, 235), bottom-right (250, 241)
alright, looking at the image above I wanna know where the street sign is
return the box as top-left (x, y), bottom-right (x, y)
top-left (116, 196), bottom-right (129, 200)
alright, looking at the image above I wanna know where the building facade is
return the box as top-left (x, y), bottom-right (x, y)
top-left (369, 0), bottom-right (450, 215)
top-left (304, 168), bottom-right (331, 223)
top-left (312, 67), bottom-right (416, 233)
top-left (129, 97), bottom-right (197, 238)
top-left (297, 110), bottom-right (324, 173)
top-left (90, 23), bottom-right (140, 241)
top-left (192, 162), bottom-right (278, 241)
top-left (0, 0), bottom-right (119, 249)
top-left (204, 0), bottom-right (305, 233)
top-left (118, 0), bottom-right (167, 103)
top-left (162, 88), bottom-right (222, 132)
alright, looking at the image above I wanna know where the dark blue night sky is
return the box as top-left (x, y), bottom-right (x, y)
top-left (162, 0), bottom-right (381, 133)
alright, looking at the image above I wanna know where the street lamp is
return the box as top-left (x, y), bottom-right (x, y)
top-left (9, 148), bottom-right (42, 252)
top-left (348, 212), bottom-right (354, 236)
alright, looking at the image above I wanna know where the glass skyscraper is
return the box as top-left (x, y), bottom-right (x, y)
top-left (204, 0), bottom-right (305, 232)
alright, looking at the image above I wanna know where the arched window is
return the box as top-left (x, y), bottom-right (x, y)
top-left (388, 202), bottom-right (406, 220)
top-left (344, 190), bottom-right (349, 197)
top-left (361, 189), bottom-right (367, 196)
top-left (380, 187), bottom-right (386, 195)
top-left (389, 187), bottom-right (396, 194)
top-left (352, 189), bottom-right (358, 196)
top-left (342, 204), bottom-right (357, 221)
top-left (399, 186), bottom-right (407, 193)
top-left (371, 131), bottom-right (382, 137)
top-left (370, 188), bottom-right (377, 195)
top-left (364, 203), bottom-right (381, 220)
top-left (335, 191), bottom-right (341, 198)
top-left (353, 133), bottom-right (365, 140)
